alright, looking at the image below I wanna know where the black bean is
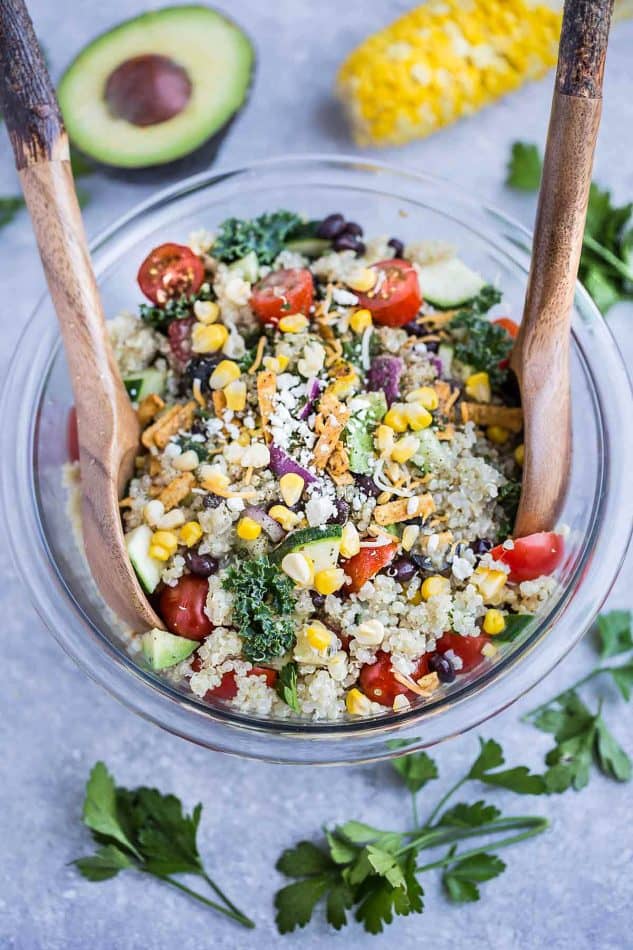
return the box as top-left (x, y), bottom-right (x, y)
top-left (410, 553), bottom-right (436, 574)
top-left (203, 493), bottom-right (222, 509)
top-left (424, 340), bottom-right (440, 353)
top-left (184, 355), bottom-right (222, 393)
top-left (354, 473), bottom-right (381, 497)
top-left (185, 551), bottom-right (219, 577)
top-left (388, 237), bottom-right (404, 258)
top-left (472, 537), bottom-right (493, 555)
top-left (343, 221), bottom-right (363, 237)
top-left (316, 213), bottom-right (347, 240)
top-left (329, 498), bottom-right (350, 525)
top-left (310, 591), bottom-right (326, 611)
top-left (387, 556), bottom-right (416, 583)
top-left (428, 652), bottom-right (456, 683)
top-left (333, 233), bottom-right (365, 254)
top-left (190, 419), bottom-right (207, 436)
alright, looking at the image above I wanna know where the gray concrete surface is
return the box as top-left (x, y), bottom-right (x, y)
top-left (1, 2), bottom-right (632, 948)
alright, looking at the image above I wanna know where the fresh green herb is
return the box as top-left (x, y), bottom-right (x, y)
top-left (0, 196), bottom-right (25, 228)
top-left (176, 435), bottom-right (209, 462)
top-left (73, 762), bottom-right (254, 929)
top-left (467, 284), bottom-right (503, 315)
top-left (276, 661), bottom-right (301, 713)
top-left (236, 345), bottom-right (258, 372)
top-left (494, 613), bottom-right (534, 643)
top-left (496, 480), bottom-right (521, 539)
top-left (223, 556), bottom-right (297, 662)
top-left (139, 286), bottom-right (214, 332)
top-left (70, 149), bottom-right (97, 179)
top-left (274, 737), bottom-right (547, 934)
top-left (507, 142), bottom-right (633, 312)
top-left (524, 610), bottom-right (633, 791)
top-left (341, 329), bottom-right (379, 371)
top-left (450, 309), bottom-right (512, 387)
top-left (213, 211), bottom-right (304, 265)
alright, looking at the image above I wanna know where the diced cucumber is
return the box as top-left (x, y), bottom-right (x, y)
top-left (272, 525), bottom-right (343, 573)
top-left (418, 257), bottom-right (485, 309)
top-left (285, 237), bottom-right (331, 258)
top-left (437, 343), bottom-right (454, 376)
top-left (345, 392), bottom-right (387, 475)
top-left (142, 628), bottom-right (197, 670)
top-left (228, 250), bottom-right (259, 283)
top-left (412, 429), bottom-right (448, 475)
top-left (125, 524), bottom-right (163, 594)
top-left (123, 367), bottom-right (166, 403)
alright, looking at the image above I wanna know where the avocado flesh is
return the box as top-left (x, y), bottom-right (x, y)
top-left (58, 5), bottom-right (253, 169)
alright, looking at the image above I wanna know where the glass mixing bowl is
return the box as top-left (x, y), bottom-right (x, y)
top-left (2, 156), bottom-right (631, 764)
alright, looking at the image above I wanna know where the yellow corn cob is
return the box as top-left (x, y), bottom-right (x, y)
top-left (337, 1), bottom-right (631, 147)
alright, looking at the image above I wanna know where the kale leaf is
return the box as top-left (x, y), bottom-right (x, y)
top-left (223, 556), bottom-right (297, 662)
top-left (450, 307), bottom-right (512, 387)
top-left (497, 480), bottom-right (521, 539)
top-left (139, 285), bottom-right (214, 332)
top-left (213, 211), bottom-right (304, 265)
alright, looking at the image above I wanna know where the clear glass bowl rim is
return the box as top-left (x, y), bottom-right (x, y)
top-left (2, 153), bottom-right (632, 764)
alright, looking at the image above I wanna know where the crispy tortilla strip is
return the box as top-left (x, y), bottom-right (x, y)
top-left (373, 492), bottom-right (435, 525)
top-left (248, 335), bottom-right (267, 374)
top-left (433, 380), bottom-right (460, 419)
top-left (148, 456), bottom-right (162, 477)
top-left (141, 401), bottom-right (196, 450)
top-left (327, 444), bottom-right (354, 484)
top-left (392, 669), bottom-right (440, 698)
top-left (159, 472), bottom-right (195, 511)
top-left (312, 394), bottom-right (350, 470)
top-left (436, 425), bottom-right (455, 441)
top-left (257, 371), bottom-right (277, 441)
top-left (460, 402), bottom-right (523, 432)
top-left (212, 390), bottom-right (227, 415)
top-left (137, 393), bottom-right (165, 427)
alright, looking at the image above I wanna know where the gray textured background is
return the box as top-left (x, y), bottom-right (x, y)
top-left (1, 2), bottom-right (632, 948)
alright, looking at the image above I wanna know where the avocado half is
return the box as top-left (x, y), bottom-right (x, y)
top-left (58, 5), bottom-right (253, 173)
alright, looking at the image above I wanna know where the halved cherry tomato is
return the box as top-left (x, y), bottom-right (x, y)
top-left (435, 632), bottom-right (490, 673)
top-left (167, 315), bottom-right (195, 370)
top-left (250, 268), bottom-right (314, 325)
top-left (137, 243), bottom-right (204, 305)
top-left (343, 541), bottom-right (399, 594)
top-left (359, 651), bottom-right (430, 707)
top-left (159, 575), bottom-right (213, 641)
top-left (249, 666), bottom-right (278, 688)
top-left (67, 406), bottom-right (79, 463)
top-left (204, 666), bottom-right (278, 701)
top-left (490, 532), bottom-right (564, 583)
top-left (493, 317), bottom-right (519, 339)
top-left (356, 259), bottom-right (422, 328)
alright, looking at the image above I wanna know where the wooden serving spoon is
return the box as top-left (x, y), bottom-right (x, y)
top-left (0, 0), bottom-right (163, 630)
top-left (512, 0), bottom-right (614, 536)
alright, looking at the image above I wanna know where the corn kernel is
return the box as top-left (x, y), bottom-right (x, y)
top-left (200, 465), bottom-right (230, 494)
top-left (391, 434), bottom-right (418, 464)
top-left (172, 449), bottom-right (200, 472)
top-left (278, 313), bottom-right (309, 333)
top-left (328, 651), bottom-right (349, 682)
top-left (355, 619), bottom-right (385, 646)
top-left (191, 323), bottom-right (228, 354)
top-left (149, 544), bottom-right (171, 562)
top-left (340, 522), bottom-right (361, 558)
top-left (347, 268), bottom-right (377, 293)
top-left (150, 530), bottom-right (178, 557)
top-left (268, 504), bottom-right (300, 531)
top-left (264, 353), bottom-right (290, 373)
top-left (375, 423), bottom-right (395, 455)
top-left (346, 688), bottom-right (372, 717)
top-left (421, 575), bottom-right (451, 600)
top-left (383, 405), bottom-right (408, 433)
top-left (193, 300), bottom-right (220, 324)
top-left (237, 516), bottom-right (262, 541)
top-left (222, 380), bottom-right (246, 412)
top-left (314, 567), bottom-right (346, 595)
top-left (402, 524), bottom-right (420, 552)
top-left (487, 425), bottom-right (510, 445)
top-left (179, 521), bottom-right (203, 547)
top-left (157, 509), bottom-right (186, 530)
top-left (408, 587), bottom-right (424, 605)
top-left (473, 567), bottom-right (507, 601)
top-left (143, 499), bottom-right (165, 526)
top-left (483, 608), bottom-right (506, 635)
top-left (279, 472), bottom-right (305, 507)
top-left (514, 443), bottom-right (525, 466)
top-left (349, 308), bottom-right (373, 333)
top-left (406, 386), bottom-right (439, 411)
top-left (306, 622), bottom-right (332, 651)
top-left (237, 431), bottom-right (251, 446)
top-left (465, 371), bottom-right (491, 403)
top-left (209, 360), bottom-right (241, 390)
top-left (405, 402), bottom-right (433, 431)
top-left (281, 551), bottom-right (314, 587)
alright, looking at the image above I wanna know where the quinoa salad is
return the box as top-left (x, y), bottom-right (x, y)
top-left (102, 209), bottom-right (564, 721)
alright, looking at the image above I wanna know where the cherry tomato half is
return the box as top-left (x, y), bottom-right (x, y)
top-left (137, 243), bottom-right (204, 305)
top-left (67, 406), bottom-right (79, 463)
top-left (356, 259), bottom-right (422, 328)
top-left (204, 666), bottom-right (278, 702)
top-left (343, 541), bottom-right (399, 594)
top-left (250, 268), bottom-right (314, 325)
top-left (159, 575), bottom-right (213, 641)
top-left (167, 315), bottom-right (195, 370)
top-left (435, 632), bottom-right (490, 673)
top-left (490, 532), bottom-right (564, 583)
top-left (493, 317), bottom-right (520, 339)
top-left (359, 651), bottom-right (430, 707)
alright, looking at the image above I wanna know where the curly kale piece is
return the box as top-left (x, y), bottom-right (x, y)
top-left (496, 480), bottom-right (521, 539)
top-left (450, 288), bottom-right (511, 388)
top-left (139, 286), bottom-right (214, 333)
top-left (223, 556), bottom-right (297, 662)
top-left (212, 211), bottom-right (304, 265)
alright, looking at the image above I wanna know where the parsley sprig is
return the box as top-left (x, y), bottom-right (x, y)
top-left (274, 738), bottom-right (547, 934)
top-left (72, 763), bottom-right (254, 929)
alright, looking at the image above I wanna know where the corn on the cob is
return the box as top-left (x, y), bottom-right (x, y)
top-left (337, 0), bottom-right (630, 147)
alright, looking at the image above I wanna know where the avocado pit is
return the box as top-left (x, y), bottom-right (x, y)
top-left (105, 54), bottom-right (192, 127)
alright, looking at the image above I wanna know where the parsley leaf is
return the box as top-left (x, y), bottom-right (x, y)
top-left (438, 801), bottom-right (502, 828)
top-left (443, 851), bottom-right (506, 903)
top-left (81, 762), bottom-right (141, 859)
top-left (596, 610), bottom-right (632, 659)
top-left (74, 844), bottom-right (133, 882)
top-left (276, 661), bottom-right (300, 713)
top-left (213, 211), bottom-right (304, 265)
top-left (506, 142), bottom-right (543, 191)
top-left (494, 613), bottom-right (534, 643)
top-left (0, 196), bottom-right (25, 228)
top-left (391, 749), bottom-right (438, 794)
top-left (468, 738), bottom-right (546, 794)
top-left (594, 718), bottom-right (632, 782)
top-left (223, 556), bottom-right (297, 662)
top-left (609, 663), bottom-right (633, 702)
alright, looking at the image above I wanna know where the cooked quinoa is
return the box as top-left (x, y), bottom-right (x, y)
top-left (112, 210), bottom-right (562, 721)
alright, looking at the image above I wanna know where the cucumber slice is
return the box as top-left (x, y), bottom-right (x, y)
top-left (285, 237), bottom-right (330, 258)
top-left (125, 524), bottom-right (163, 594)
top-left (345, 392), bottom-right (387, 475)
top-left (142, 628), bottom-right (197, 671)
top-left (438, 343), bottom-right (454, 376)
top-left (418, 258), bottom-right (485, 309)
top-left (272, 525), bottom-right (343, 572)
top-left (124, 367), bottom-right (165, 403)
top-left (228, 250), bottom-right (259, 283)
top-left (412, 429), bottom-right (448, 475)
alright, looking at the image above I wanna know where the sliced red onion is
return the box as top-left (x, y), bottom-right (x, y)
top-left (243, 505), bottom-right (285, 543)
top-left (269, 443), bottom-right (318, 484)
top-left (299, 377), bottom-right (323, 420)
top-left (367, 355), bottom-right (403, 406)
top-left (430, 356), bottom-right (443, 375)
